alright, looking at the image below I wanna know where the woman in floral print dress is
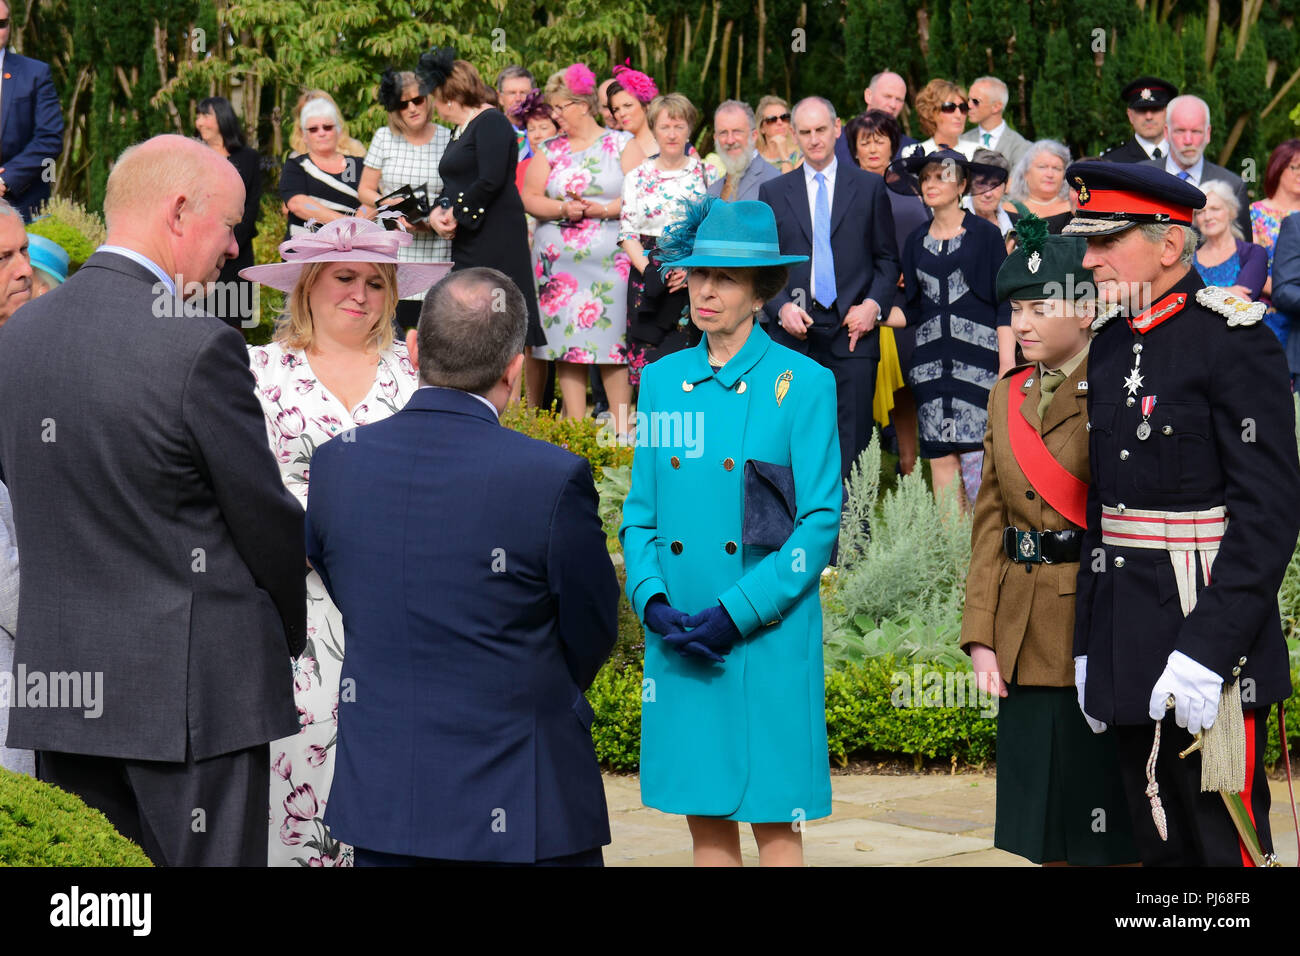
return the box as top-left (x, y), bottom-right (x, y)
top-left (522, 62), bottom-right (640, 436)
top-left (242, 218), bottom-right (449, 866)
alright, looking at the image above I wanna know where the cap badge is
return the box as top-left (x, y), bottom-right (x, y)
top-left (1140, 87), bottom-right (1154, 101)
top-left (1073, 177), bottom-right (1090, 205)
top-left (1027, 251), bottom-right (1042, 274)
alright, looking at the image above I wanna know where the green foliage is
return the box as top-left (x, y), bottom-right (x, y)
top-left (825, 658), bottom-right (997, 768)
top-left (595, 463), bottom-right (631, 549)
top-left (501, 405), bottom-right (634, 481)
top-left (244, 193), bottom-right (290, 346)
top-left (26, 198), bottom-right (106, 271)
top-left (586, 661), bottom-right (643, 771)
top-left (827, 436), bottom-right (972, 636)
top-left (824, 613), bottom-right (968, 672)
top-left (0, 770), bottom-right (152, 866)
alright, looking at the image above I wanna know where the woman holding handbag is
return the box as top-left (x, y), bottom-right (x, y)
top-left (620, 198), bottom-right (841, 866)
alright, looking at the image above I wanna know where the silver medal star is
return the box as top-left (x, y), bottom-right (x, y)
top-left (1123, 366), bottom-right (1145, 395)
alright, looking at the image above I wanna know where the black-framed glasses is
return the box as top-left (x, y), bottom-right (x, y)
top-left (940, 101), bottom-right (970, 114)
top-left (762, 112), bottom-right (791, 125)
top-left (397, 94), bottom-right (426, 110)
top-left (0, 18), bottom-right (10, 29)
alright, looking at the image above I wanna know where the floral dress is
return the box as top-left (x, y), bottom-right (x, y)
top-left (1250, 200), bottom-right (1297, 345)
top-left (248, 339), bottom-right (419, 866)
top-left (533, 131), bottom-right (633, 364)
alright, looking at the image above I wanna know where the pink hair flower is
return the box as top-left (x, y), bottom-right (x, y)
top-left (612, 62), bottom-right (658, 104)
top-left (564, 62), bottom-right (597, 96)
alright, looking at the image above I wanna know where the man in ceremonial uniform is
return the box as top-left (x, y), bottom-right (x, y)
top-left (1101, 77), bottom-right (1176, 164)
top-left (1066, 161), bottom-right (1300, 866)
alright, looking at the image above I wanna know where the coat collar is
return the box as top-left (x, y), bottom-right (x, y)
top-left (1040, 353), bottom-right (1089, 437)
top-left (682, 321), bottom-right (772, 388)
top-left (403, 385), bottom-right (500, 425)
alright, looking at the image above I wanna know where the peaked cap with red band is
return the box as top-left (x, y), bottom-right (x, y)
top-left (1062, 160), bottom-right (1206, 237)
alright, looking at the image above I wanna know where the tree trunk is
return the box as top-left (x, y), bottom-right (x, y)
top-left (736, 30), bottom-right (743, 103)
top-left (718, 19), bottom-right (733, 102)
top-left (59, 66), bottom-right (93, 197)
top-left (1261, 62), bottom-right (1300, 118)
top-left (699, 0), bottom-right (722, 90)
top-left (757, 0), bottom-right (767, 84)
top-left (917, 6), bottom-right (931, 60)
top-left (154, 22), bottom-right (185, 135)
top-left (1205, 0), bottom-right (1219, 69)
top-left (1218, 112), bottom-right (1249, 165)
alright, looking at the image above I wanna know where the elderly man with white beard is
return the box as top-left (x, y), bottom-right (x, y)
top-left (707, 100), bottom-right (780, 202)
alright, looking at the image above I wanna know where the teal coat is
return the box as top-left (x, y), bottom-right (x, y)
top-left (620, 323), bottom-right (841, 821)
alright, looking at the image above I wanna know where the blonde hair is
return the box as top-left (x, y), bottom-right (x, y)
top-left (274, 260), bottom-right (399, 353)
top-left (544, 71), bottom-right (599, 117)
top-left (914, 79), bottom-right (966, 138)
top-left (755, 95), bottom-right (793, 154)
top-left (1199, 180), bottom-right (1244, 241)
top-left (647, 93), bottom-right (699, 134)
top-left (288, 90), bottom-right (367, 157)
top-left (385, 71), bottom-right (432, 137)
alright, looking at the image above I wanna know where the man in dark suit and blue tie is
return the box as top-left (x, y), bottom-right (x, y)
top-left (760, 97), bottom-right (900, 479)
top-left (305, 267), bottom-right (618, 866)
top-left (0, 4), bottom-right (63, 221)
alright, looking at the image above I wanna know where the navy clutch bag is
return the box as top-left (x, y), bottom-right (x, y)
top-left (742, 460), bottom-right (797, 551)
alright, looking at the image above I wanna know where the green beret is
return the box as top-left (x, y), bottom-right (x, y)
top-left (997, 214), bottom-right (1094, 302)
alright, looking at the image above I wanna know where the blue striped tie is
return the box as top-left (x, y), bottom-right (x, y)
top-left (814, 172), bottom-right (836, 309)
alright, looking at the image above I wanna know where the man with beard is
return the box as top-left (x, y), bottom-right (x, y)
top-left (707, 100), bottom-right (779, 202)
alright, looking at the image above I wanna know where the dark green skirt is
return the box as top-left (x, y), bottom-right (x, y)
top-left (995, 683), bottom-right (1140, 865)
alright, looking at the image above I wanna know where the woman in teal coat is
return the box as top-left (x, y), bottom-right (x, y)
top-left (620, 199), bottom-right (842, 866)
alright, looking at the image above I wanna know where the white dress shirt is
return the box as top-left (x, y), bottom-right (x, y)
top-left (1138, 134), bottom-right (1170, 160)
top-left (95, 245), bottom-right (177, 295)
top-left (803, 159), bottom-right (837, 305)
top-left (1163, 154), bottom-right (1205, 185)
top-left (975, 121), bottom-right (1006, 152)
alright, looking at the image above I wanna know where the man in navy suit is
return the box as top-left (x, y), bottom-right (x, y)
top-left (761, 96), bottom-right (900, 479)
top-left (0, 5), bottom-right (63, 221)
top-left (306, 267), bottom-right (618, 866)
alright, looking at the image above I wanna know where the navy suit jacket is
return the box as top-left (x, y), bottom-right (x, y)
top-left (306, 386), bottom-right (618, 862)
top-left (759, 161), bottom-right (900, 359)
top-left (0, 50), bottom-right (63, 219)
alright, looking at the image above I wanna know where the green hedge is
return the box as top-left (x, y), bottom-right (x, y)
top-left (587, 658), bottom-right (1300, 773)
top-left (0, 769), bottom-right (152, 866)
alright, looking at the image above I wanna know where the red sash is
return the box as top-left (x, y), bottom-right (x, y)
top-left (1007, 366), bottom-right (1088, 528)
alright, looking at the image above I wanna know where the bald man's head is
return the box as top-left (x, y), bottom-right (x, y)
top-left (104, 135), bottom-right (245, 290)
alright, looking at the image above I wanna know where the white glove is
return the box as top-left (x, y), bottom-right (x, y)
top-left (1148, 650), bottom-right (1223, 735)
top-left (1074, 655), bottom-right (1107, 734)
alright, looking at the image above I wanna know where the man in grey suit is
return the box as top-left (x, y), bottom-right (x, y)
top-left (707, 100), bottom-right (779, 203)
top-left (0, 135), bottom-right (306, 866)
top-left (958, 76), bottom-right (1031, 170)
top-left (1141, 94), bottom-right (1251, 238)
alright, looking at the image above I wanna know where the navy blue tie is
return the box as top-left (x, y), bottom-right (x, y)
top-left (813, 172), bottom-right (836, 309)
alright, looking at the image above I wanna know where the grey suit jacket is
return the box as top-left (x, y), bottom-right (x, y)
top-left (960, 124), bottom-right (1032, 170)
top-left (1140, 157), bottom-right (1252, 238)
top-left (706, 152), bottom-right (780, 202)
top-left (0, 251), bottom-right (306, 762)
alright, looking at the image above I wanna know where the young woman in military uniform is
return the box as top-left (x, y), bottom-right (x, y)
top-left (960, 216), bottom-right (1139, 865)
top-left (620, 199), bottom-right (842, 867)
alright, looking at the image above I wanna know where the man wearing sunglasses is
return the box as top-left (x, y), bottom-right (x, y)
top-left (0, 3), bottom-right (63, 222)
top-left (958, 76), bottom-right (1030, 170)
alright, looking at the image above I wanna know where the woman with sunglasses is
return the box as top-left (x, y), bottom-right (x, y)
top-left (755, 95), bottom-right (802, 173)
top-left (279, 97), bottom-right (372, 242)
top-left (357, 68), bottom-right (454, 331)
top-left (913, 80), bottom-right (976, 160)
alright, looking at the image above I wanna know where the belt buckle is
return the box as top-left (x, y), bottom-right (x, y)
top-left (1018, 528), bottom-right (1044, 564)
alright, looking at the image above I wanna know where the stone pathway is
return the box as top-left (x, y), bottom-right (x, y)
top-left (603, 772), bottom-right (1300, 866)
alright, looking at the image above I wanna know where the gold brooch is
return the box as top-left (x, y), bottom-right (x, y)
top-left (775, 370), bottom-right (793, 407)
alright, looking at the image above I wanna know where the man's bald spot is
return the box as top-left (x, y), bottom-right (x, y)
top-left (104, 135), bottom-right (241, 230)
top-left (870, 71), bottom-right (905, 92)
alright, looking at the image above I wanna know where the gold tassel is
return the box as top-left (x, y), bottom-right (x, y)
top-left (1199, 679), bottom-right (1246, 793)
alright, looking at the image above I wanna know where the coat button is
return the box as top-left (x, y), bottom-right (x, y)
top-left (1133, 342), bottom-right (1143, 354)
top-left (1117, 503), bottom-right (1126, 513)
top-left (725, 541), bottom-right (738, 554)
top-left (1126, 396), bottom-right (1135, 407)
top-left (1114, 555), bottom-right (1126, 568)
top-left (670, 541), bottom-right (683, 554)
top-left (723, 457), bottom-right (735, 471)
top-left (1025, 490), bottom-right (1035, 500)
top-left (1086, 421), bottom-right (1092, 431)
top-left (736, 381), bottom-right (747, 394)
top-left (670, 456), bottom-right (681, 468)
top-left (1232, 666), bottom-right (1242, 676)
top-left (1162, 425), bottom-right (1173, 435)
top-left (682, 381), bottom-right (694, 392)
top-left (1238, 656), bottom-right (1247, 665)
top-left (1119, 449), bottom-right (1129, 460)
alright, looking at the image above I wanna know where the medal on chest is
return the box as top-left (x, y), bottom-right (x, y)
top-left (1123, 340), bottom-right (1145, 397)
top-left (1137, 394), bottom-right (1157, 440)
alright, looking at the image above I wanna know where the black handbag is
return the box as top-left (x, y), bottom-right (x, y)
top-left (377, 184), bottom-right (433, 228)
top-left (742, 460), bottom-right (797, 551)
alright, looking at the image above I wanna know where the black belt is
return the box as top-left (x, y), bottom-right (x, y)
top-left (1002, 526), bottom-right (1081, 564)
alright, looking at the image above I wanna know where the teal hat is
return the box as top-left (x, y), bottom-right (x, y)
top-left (26, 233), bottom-right (69, 285)
top-left (657, 198), bottom-right (807, 269)
top-left (997, 214), bottom-right (1094, 302)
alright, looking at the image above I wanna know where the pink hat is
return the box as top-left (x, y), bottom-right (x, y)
top-left (240, 218), bottom-right (453, 299)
